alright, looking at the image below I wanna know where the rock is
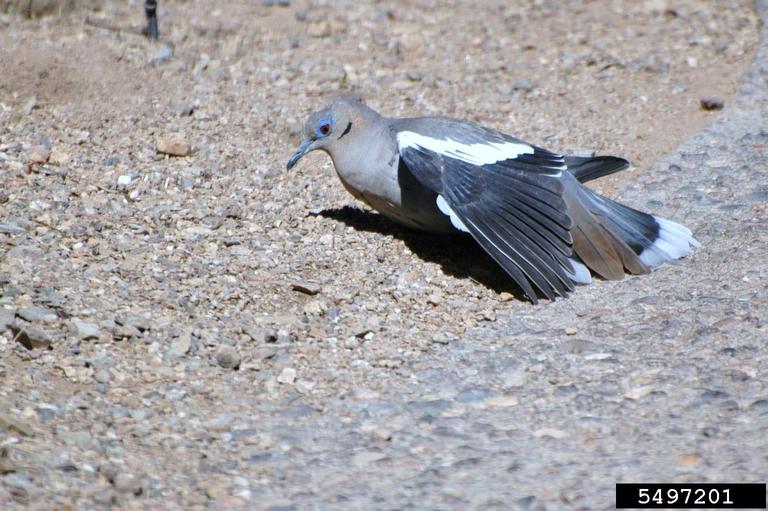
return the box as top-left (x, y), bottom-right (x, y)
top-left (216, 345), bottom-right (241, 369)
top-left (291, 281), bottom-right (321, 295)
top-left (7, 245), bottom-right (43, 260)
top-left (94, 369), bottom-right (111, 384)
top-left (117, 175), bottom-right (132, 186)
top-left (430, 333), bottom-right (450, 345)
top-left (570, 148), bottom-right (597, 158)
top-left (625, 386), bottom-right (654, 400)
top-left (0, 223), bottom-right (23, 235)
top-left (483, 395), bottom-right (519, 408)
top-left (644, 55), bottom-right (671, 73)
top-left (0, 455), bottom-right (17, 474)
top-left (261, 0), bottom-right (290, 6)
top-left (277, 367), bottom-right (297, 384)
top-left (426, 293), bottom-right (443, 306)
top-left (532, 428), bottom-right (569, 439)
top-left (170, 102), bottom-right (194, 117)
top-left (149, 43), bottom-right (173, 65)
top-left (675, 452), bottom-right (702, 466)
top-left (242, 325), bottom-right (278, 343)
top-left (302, 300), bottom-right (326, 315)
top-left (23, 96), bottom-right (37, 115)
top-left (16, 306), bottom-right (55, 322)
top-left (397, 33), bottom-right (424, 58)
top-left (113, 472), bottom-right (142, 495)
top-left (294, 379), bottom-right (315, 395)
top-left (351, 451), bottom-right (386, 467)
top-left (115, 314), bottom-right (151, 333)
top-left (700, 96), bottom-right (724, 111)
top-left (156, 136), bottom-right (191, 157)
top-left (0, 308), bottom-right (15, 331)
top-left (513, 79), bottom-right (535, 92)
top-left (749, 399), bottom-right (768, 414)
top-left (170, 331), bottom-right (192, 355)
top-left (113, 325), bottom-right (141, 341)
top-left (501, 366), bottom-right (527, 387)
top-left (4, 472), bottom-right (31, 491)
top-left (353, 387), bottom-right (380, 400)
top-left (35, 403), bottom-right (58, 421)
top-left (48, 145), bottom-right (70, 166)
top-left (26, 145), bottom-right (50, 164)
top-left (455, 387), bottom-right (492, 403)
top-left (9, 324), bottom-right (52, 350)
top-left (643, 0), bottom-right (668, 12)
top-left (307, 21), bottom-right (331, 38)
top-left (0, 413), bottom-right (33, 436)
top-left (312, 63), bottom-right (346, 85)
top-left (8, 0), bottom-right (76, 18)
top-left (71, 319), bottom-right (101, 341)
top-left (359, 422), bottom-right (393, 441)
top-left (406, 70), bottom-right (422, 82)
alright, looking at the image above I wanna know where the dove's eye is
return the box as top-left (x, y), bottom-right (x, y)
top-left (316, 118), bottom-right (332, 138)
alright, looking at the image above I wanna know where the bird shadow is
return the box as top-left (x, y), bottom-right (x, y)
top-left (314, 206), bottom-right (529, 301)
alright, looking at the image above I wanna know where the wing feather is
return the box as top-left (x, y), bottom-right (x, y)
top-left (395, 119), bottom-right (579, 302)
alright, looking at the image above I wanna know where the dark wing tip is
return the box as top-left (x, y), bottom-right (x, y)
top-left (566, 156), bottom-right (630, 183)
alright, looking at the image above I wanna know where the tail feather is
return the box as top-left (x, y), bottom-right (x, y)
top-left (562, 174), bottom-right (699, 282)
top-left (566, 156), bottom-right (630, 183)
top-left (565, 191), bottom-right (627, 280)
top-left (638, 216), bottom-right (700, 267)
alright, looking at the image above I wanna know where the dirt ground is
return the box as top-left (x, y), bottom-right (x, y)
top-left (0, 0), bottom-right (763, 509)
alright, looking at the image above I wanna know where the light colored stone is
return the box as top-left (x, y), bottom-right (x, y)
top-left (307, 21), bottom-right (331, 38)
top-left (483, 395), bottom-right (519, 408)
top-left (216, 345), bottom-right (241, 369)
top-left (532, 428), bottom-right (569, 439)
top-left (397, 33), bottom-right (424, 57)
top-left (26, 145), bottom-right (50, 164)
top-left (277, 367), bottom-right (297, 384)
top-left (48, 145), bottom-right (70, 166)
top-left (71, 319), bottom-right (101, 341)
top-left (156, 136), bottom-right (191, 157)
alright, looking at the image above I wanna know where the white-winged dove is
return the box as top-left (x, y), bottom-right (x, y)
top-left (287, 97), bottom-right (699, 303)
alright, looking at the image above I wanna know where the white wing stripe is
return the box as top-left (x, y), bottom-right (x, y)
top-left (397, 130), bottom-right (534, 166)
top-left (436, 195), bottom-right (469, 233)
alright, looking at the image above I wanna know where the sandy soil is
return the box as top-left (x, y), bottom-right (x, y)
top-left (0, 0), bottom-right (762, 509)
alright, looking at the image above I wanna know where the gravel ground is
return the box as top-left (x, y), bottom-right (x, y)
top-left (0, 1), bottom-right (765, 510)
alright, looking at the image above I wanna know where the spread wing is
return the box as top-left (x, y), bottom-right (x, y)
top-left (395, 118), bottom-right (579, 303)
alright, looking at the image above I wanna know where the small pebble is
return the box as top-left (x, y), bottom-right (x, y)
top-left (156, 136), bottom-right (191, 157)
top-left (149, 43), bottom-right (173, 65)
top-left (277, 367), bottom-right (297, 384)
top-left (307, 21), bottom-right (331, 38)
top-left (71, 319), bottom-right (101, 341)
top-left (10, 325), bottom-right (52, 350)
top-left (48, 145), bottom-right (70, 166)
top-left (216, 345), bottom-right (241, 369)
top-left (16, 306), bottom-right (55, 322)
top-left (700, 96), bottom-right (724, 111)
top-left (26, 145), bottom-right (50, 164)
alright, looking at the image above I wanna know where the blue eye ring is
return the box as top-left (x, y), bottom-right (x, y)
top-left (315, 118), bottom-right (332, 138)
